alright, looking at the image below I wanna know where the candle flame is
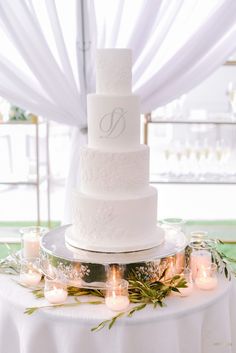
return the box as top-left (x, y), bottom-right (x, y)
top-left (109, 265), bottom-right (121, 283)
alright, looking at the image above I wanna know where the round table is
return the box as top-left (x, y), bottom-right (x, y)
top-left (0, 275), bottom-right (235, 353)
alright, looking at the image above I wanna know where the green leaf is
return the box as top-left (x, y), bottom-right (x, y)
top-left (171, 275), bottom-right (181, 281)
top-left (24, 307), bottom-right (39, 315)
top-left (128, 303), bottom-right (146, 317)
top-left (108, 312), bottom-right (124, 329)
top-left (159, 267), bottom-right (168, 280)
top-left (86, 300), bottom-right (103, 305)
top-left (91, 321), bottom-right (107, 332)
top-left (171, 287), bottom-right (180, 293)
top-left (224, 266), bottom-right (228, 279)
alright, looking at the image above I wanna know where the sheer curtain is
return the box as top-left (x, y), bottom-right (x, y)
top-left (0, 0), bottom-right (236, 222)
top-left (95, 0), bottom-right (236, 109)
top-left (0, 0), bottom-right (95, 222)
top-left (0, 0), bottom-right (98, 125)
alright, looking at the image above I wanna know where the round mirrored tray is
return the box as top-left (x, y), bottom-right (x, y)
top-left (40, 225), bottom-right (188, 288)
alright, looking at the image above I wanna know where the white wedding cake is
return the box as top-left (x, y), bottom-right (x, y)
top-left (66, 49), bottom-right (164, 252)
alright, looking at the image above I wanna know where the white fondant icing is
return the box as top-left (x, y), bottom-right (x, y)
top-left (80, 145), bottom-right (149, 196)
top-left (96, 49), bottom-right (132, 95)
top-left (87, 94), bottom-right (140, 151)
top-left (69, 48), bottom-right (164, 252)
top-left (70, 187), bottom-right (163, 252)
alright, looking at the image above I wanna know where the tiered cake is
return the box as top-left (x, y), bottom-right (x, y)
top-left (66, 49), bottom-right (164, 253)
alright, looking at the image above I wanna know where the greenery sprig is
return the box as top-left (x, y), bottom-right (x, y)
top-left (211, 240), bottom-right (236, 279)
top-left (1, 240), bottom-right (236, 332)
top-left (91, 273), bottom-right (187, 332)
top-left (25, 298), bottom-right (103, 315)
top-left (185, 239), bottom-right (235, 280)
top-left (24, 271), bottom-right (187, 331)
top-left (31, 286), bottom-right (104, 300)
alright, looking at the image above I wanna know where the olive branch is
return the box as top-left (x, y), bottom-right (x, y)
top-left (91, 273), bottom-right (187, 332)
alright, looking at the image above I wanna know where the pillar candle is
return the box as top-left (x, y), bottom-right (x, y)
top-left (23, 233), bottom-right (40, 258)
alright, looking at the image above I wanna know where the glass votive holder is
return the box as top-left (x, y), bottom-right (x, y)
top-left (44, 278), bottom-right (68, 304)
top-left (190, 248), bottom-right (212, 280)
top-left (189, 231), bottom-right (209, 249)
top-left (162, 218), bottom-right (185, 233)
top-left (105, 279), bottom-right (130, 312)
top-left (178, 268), bottom-right (194, 297)
top-left (20, 226), bottom-right (48, 259)
top-left (20, 258), bottom-right (42, 287)
top-left (195, 263), bottom-right (218, 290)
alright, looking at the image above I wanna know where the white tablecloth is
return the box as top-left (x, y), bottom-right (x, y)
top-left (0, 275), bottom-right (235, 353)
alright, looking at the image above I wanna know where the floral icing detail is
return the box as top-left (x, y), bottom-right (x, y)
top-left (80, 147), bottom-right (149, 194)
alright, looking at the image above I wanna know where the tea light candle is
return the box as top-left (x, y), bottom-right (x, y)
top-left (44, 287), bottom-right (68, 304)
top-left (105, 278), bottom-right (130, 312)
top-left (190, 250), bottom-right (211, 280)
top-left (195, 276), bottom-right (218, 290)
top-left (20, 270), bottom-right (42, 286)
top-left (23, 233), bottom-right (40, 258)
top-left (105, 294), bottom-right (130, 312)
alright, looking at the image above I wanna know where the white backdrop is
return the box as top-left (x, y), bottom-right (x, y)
top-left (0, 0), bottom-right (236, 221)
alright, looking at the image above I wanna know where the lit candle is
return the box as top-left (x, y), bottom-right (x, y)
top-left (105, 294), bottom-right (130, 311)
top-left (105, 277), bottom-right (130, 312)
top-left (20, 270), bottom-right (42, 286)
top-left (195, 276), bottom-right (218, 290)
top-left (190, 250), bottom-right (211, 280)
top-left (195, 263), bottom-right (218, 290)
top-left (44, 287), bottom-right (68, 304)
top-left (23, 233), bottom-right (40, 258)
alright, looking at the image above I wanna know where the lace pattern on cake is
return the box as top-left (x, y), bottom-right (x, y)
top-left (80, 147), bottom-right (149, 194)
top-left (72, 201), bottom-right (129, 244)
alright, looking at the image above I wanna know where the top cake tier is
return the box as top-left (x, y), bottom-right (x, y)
top-left (96, 49), bottom-right (132, 95)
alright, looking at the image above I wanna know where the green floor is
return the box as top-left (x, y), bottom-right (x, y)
top-left (0, 220), bottom-right (235, 260)
top-left (0, 221), bottom-right (60, 228)
top-left (185, 220), bottom-right (236, 242)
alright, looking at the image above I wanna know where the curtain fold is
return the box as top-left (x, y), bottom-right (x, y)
top-left (132, 0), bottom-right (184, 83)
top-left (0, 0), bottom-right (236, 222)
top-left (0, 2), bottom-right (75, 110)
top-left (76, 0), bottom-right (96, 128)
top-left (137, 0), bottom-right (236, 110)
top-left (45, 0), bottom-right (79, 94)
top-left (0, 0), bottom-right (81, 126)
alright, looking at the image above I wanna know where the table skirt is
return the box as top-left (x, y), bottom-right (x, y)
top-left (0, 275), bottom-right (235, 353)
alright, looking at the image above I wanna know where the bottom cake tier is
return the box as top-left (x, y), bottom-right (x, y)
top-left (70, 187), bottom-right (164, 252)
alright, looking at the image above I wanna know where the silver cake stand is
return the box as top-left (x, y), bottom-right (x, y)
top-left (40, 225), bottom-right (188, 289)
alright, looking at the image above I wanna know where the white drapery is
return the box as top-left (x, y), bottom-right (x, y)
top-left (0, 0), bottom-right (236, 222)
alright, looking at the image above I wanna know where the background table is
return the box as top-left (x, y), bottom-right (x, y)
top-left (0, 275), bottom-right (235, 353)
